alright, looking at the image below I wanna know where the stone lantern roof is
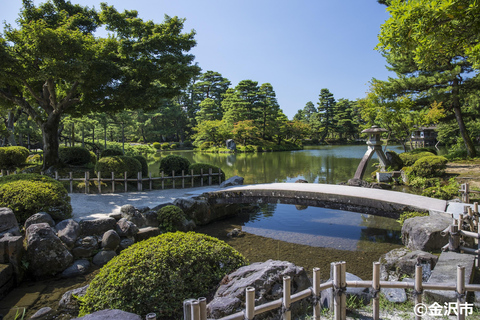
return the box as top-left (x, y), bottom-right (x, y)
top-left (361, 125), bottom-right (388, 134)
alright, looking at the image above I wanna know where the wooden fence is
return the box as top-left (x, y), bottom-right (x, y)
top-left (460, 183), bottom-right (480, 203)
top-left (0, 168), bottom-right (223, 194)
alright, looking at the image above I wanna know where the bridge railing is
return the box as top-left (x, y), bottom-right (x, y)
top-left (184, 261), bottom-right (480, 320)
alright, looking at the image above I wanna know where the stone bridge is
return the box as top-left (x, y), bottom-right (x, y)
top-left (201, 183), bottom-right (449, 219)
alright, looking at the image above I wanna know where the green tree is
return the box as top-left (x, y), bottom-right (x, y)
top-left (0, 0), bottom-right (199, 169)
top-left (194, 71), bottom-right (231, 106)
top-left (232, 120), bottom-right (258, 145)
top-left (196, 98), bottom-right (222, 123)
top-left (257, 83), bottom-right (281, 139)
top-left (317, 89), bottom-right (336, 141)
top-left (192, 120), bottom-right (231, 146)
top-left (334, 99), bottom-right (359, 140)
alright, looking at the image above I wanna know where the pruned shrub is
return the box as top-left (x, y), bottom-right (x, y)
top-left (170, 143), bottom-right (177, 149)
top-left (95, 156), bottom-right (142, 178)
top-left (422, 178), bottom-right (460, 200)
top-left (59, 146), bottom-right (91, 166)
top-left (78, 232), bottom-right (247, 319)
top-left (152, 142), bottom-right (161, 150)
top-left (132, 155), bottom-right (148, 176)
top-left (411, 155), bottom-right (448, 178)
top-left (399, 151), bottom-right (435, 166)
top-left (0, 173), bottom-right (72, 223)
top-left (161, 142), bottom-right (170, 150)
top-left (159, 155), bottom-right (190, 175)
top-left (100, 148), bottom-right (123, 158)
top-left (157, 205), bottom-right (186, 232)
top-left (182, 140), bottom-right (193, 148)
top-left (410, 147), bottom-right (437, 155)
top-left (188, 163), bottom-right (225, 185)
top-left (0, 146), bottom-right (29, 169)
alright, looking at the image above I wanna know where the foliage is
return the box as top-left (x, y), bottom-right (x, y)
top-left (444, 149), bottom-right (470, 161)
top-left (411, 156), bottom-right (448, 178)
top-left (78, 232), bottom-right (247, 319)
top-left (59, 146), bottom-right (91, 166)
top-left (159, 155), bottom-right (191, 175)
top-left (95, 156), bottom-right (142, 178)
top-left (0, 173), bottom-right (72, 222)
top-left (26, 154), bottom-right (42, 164)
top-left (422, 178), bottom-right (460, 200)
top-left (100, 148), bottom-right (123, 158)
top-left (152, 142), bottom-right (161, 150)
top-left (192, 120), bottom-right (232, 146)
top-left (157, 205), bottom-right (186, 232)
top-left (399, 151), bottom-right (435, 166)
top-left (161, 142), bottom-right (170, 150)
top-left (409, 147), bottom-right (437, 155)
top-left (132, 155), bottom-right (148, 176)
top-left (89, 151), bottom-right (97, 164)
top-left (182, 140), bottom-right (193, 148)
top-left (188, 163), bottom-right (226, 184)
top-left (170, 143), bottom-right (177, 149)
top-left (0, 146), bottom-right (29, 169)
top-left (397, 211), bottom-right (429, 226)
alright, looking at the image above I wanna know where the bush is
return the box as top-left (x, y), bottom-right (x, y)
top-left (78, 232), bottom-right (247, 318)
top-left (132, 155), bottom-right (149, 176)
top-left (422, 178), bottom-right (460, 200)
top-left (445, 149), bottom-right (469, 161)
top-left (409, 147), bottom-right (438, 155)
top-left (198, 141), bottom-right (213, 150)
top-left (170, 143), bottom-right (177, 149)
top-left (161, 142), bottom-right (170, 150)
top-left (59, 146), bottom-right (91, 166)
top-left (0, 146), bottom-right (29, 169)
top-left (411, 155), bottom-right (448, 178)
top-left (100, 148), bottom-right (123, 158)
top-left (157, 205), bottom-right (186, 232)
top-left (89, 151), bottom-right (97, 165)
top-left (152, 142), bottom-right (161, 150)
top-left (188, 163), bottom-right (226, 185)
top-left (159, 155), bottom-right (190, 175)
top-left (182, 140), bottom-right (193, 148)
top-left (399, 151), bottom-right (435, 166)
top-left (26, 154), bottom-right (42, 164)
top-left (95, 156), bottom-right (142, 178)
top-left (0, 174), bottom-right (72, 223)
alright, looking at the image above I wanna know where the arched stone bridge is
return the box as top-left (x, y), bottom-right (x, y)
top-left (201, 183), bottom-right (449, 219)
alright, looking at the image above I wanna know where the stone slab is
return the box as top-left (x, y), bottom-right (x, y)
top-left (424, 251), bottom-right (476, 304)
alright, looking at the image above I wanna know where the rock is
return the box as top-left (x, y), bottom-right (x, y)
top-left (346, 178), bottom-right (371, 188)
top-left (174, 197), bottom-right (243, 225)
top-left (226, 139), bottom-right (236, 151)
top-left (207, 260), bottom-right (310, 320)
top-left (120, 205), bottom-right (147, 228)
top-left (72, 236), bottom-right (99, 259)
top-left (402, 214), bottom-right (450, 251)
top-left (25, 223), bottom-right (73, 277)
top-left (320, 272), bottom-right (371, 309)
top-left (182, 219), bottom-right (196, 231)
top-left (370, 182), bottom-right (393, 190)
top-left (59, 285), bottom-right (89, 314)
top-left (295, 179), bottom-right (308, 183)
top-left (385, 151), bottom-right (404, 171)
top-left (101, 230), bottom-right (120, 250)
top-left (380, 287), bottom-right (407, 303)
top-left (219, 175), bottom-right (244, 188)
top-left (61, 259), bottom-right (91, 278)
top-left (92, 250), bottom-right (117, 266)
top-left (379, 248), bottom-right (438, 281)
top-left (29, 307), bottom-right (56, 319)
top-left (115, 218), bottom-right (139, 237)
top-left (73, 309), bottom-right (142, 320)
top-left (227, 228), bottom-right (242, 238)
top-left (108, 212), bottom-right (122, 220)
top-left (135, 227), bottom-right (161, 242)
top-left (119, 238), bottom-right (135, 251)
top-left (25, 212), bottom-right (55, 229)
top-left (78, 216), bottom-right (116, 237)
top-left (56, 219), bottom-right (80, 250)
top-left (143, 210), bottom-right (160, 228)
top-left (0, 207), bottom-right (20, 237)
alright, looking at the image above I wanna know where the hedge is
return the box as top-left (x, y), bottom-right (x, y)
top-left (95, 156), bottom-right (142, 178)
top-left (59, 146), bottom-right (92, 166)
top-left (132, 155), bottom-right (148, 176)
top-left (0, 146), bottom-right (29, 169)
top-left (159, 155), bottom-right (190, 175)
top-left (100, 148), bottom-right (123, 158)
top-left (78, 232), bottom-right (247, 319)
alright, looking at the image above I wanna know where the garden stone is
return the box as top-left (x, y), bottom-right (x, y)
top-left (56, 219), bottom-right (80, 250)
top-left (385, 151), bottom-right (403, 171)
top-left (207, 260), bottom-right (310, 320)
top-left (25, 223), bottom-right (73, 277)
top-left (30, 307), bottom-right (56, 319)
top-left (120, 204), bottom-right (147, 228)
top-left (226, 139), bottom-right (236, 151)
top-left (402, 214), bottom-right (451, 251)
top-left (101, 230), bottom-right (120, 250)
top-left (143, 210), bottom-right (159, 227)
top-left (72, 236), bottom-right (98, 259)
top-left (119, 238), bottom-right (135, 251)
top-left (74, 309), bottom-right (141, 320)
top-left (78, 216), bottom-right (116, 237)
top-left (59, 285), bottom-right (89, 314)
top-left (25, 212), bottom-right (55, 229)
top-left (0, 207), bottom-right (20, 237)
top-left (346, 178), bottom-right (371, 188)
top-left (60, 259), bottom-right (91, 278)
top-left (135, 227), bottom-right (161, 242)
top-left (174, 197), bottom-right (242, 225)
top-left (219, 175), bottom-right (243, 188)
top-left (379, 248), bottom-right (438, 281)
top-left (115, 218), bottom-right (139, 237)
top-left (295, 179), bottom-right (308, 183)
top-left (108, 212), bottom-right (122, 220)
top-left (380, 287), bottom-right (407, 303)
top-left (92, 250), bottom-right (116, 266)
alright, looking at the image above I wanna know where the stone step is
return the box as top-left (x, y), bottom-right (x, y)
top-left (424, 251), bottom-right (476, 304)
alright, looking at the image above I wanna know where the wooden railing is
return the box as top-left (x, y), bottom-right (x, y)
top-left (184, 261), bottom-right (479, 320)
top-left (0, 168), bottom-right (223, 194)
top-left (460, 183), bottom-right (480, 203)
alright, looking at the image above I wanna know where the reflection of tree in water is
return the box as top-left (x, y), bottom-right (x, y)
top-left (259, 203), bottom-right (277, 218)
top-left (357, 214), bottom-right (402, 245)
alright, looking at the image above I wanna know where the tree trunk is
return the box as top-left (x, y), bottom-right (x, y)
top-left (41, 114), bottom-right (61, 170)
top-left (452, 77), bottom-right (476, 157)
top-left (7, 111), bottom-right (17, 146)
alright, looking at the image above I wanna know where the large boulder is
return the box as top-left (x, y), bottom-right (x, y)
top-left (56, 219), bottom-right (80, 250)
top-left (120, 205), bottom-right (147, 228)
top-left (207, 260), bottom-right (311, 320)
top-left (379, 247), bottom-right (438, 281)
top-left (25, 223), bottom-right (73, 277)
top-left (101, 230), bottom-right (120, 250)
top-left (220, 175), bottom-right (244, 188)
top-left (402, 214), bottom-right (451, 251)
top-left (61, 259), bottom-right (91, 278)
top-left (115, 218), bottom-right (139, 237)
top-left (92, 250), bottom-right (117, 266)
top-left (72, 236), bottom-right (99, 259)
top-left (78, 216), bottom-right (116, 237)
top-left (385, 151), bottom-right (404, 171)
top-left (59, 285), bottom-right (89, 314)
top-left (0, 207), bottom-right (20, 237)
top-left (174, 197), bottom-right (244, 225)
top-left (24, 212), bottom-right (55, 229)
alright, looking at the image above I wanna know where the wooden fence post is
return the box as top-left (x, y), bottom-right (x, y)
top-left (172, 170), bottom-right (175, 189)
top-left (161, 171), bottom-right (164, 189)
top-left (112, 172), bottom-right (115, 193)
top-left (182, 170), bottom-right (185, 189)
top-left (449, 224), bottom-right (460, 252)
top-left (149, 172), bottom-right (153, 191)
top-left (200, 168), bottom-right (204, 187)
top-left (218, 168), bottom-right (222, 184)
top-left (137, 172), bottom-right (142, 191)
top-left (313, 268), bottom-right (321, 320)
top-left (245, 286), bottom-right (255, 320)
top-left (333, 262), bottom-right (346, 320)
top-left (190, 300), bottom-right (200, 320)
top-left (198, 297), bottom-right (207, 320)
top-left (372, 262), bottom-right (380, 320)
top-left (475, 202), bottom-right (479, 215)
top-left (98, 172), bottom-right (102, 194)
top-left (69, 172), bottom-right (73, 193)
top-left (85, 171), bottom-right (89, 194)
top-left (283, 276), bottom-right (291, 320)
top-left (414, 264), bottom-right (423, 320)
top-left (191, 169), bottom-right (194, 187)
top-left (124, 172), bottom-right (127, 192)
top-left (457, 265), bottom-right (466, 320)
top-left (55, 171), bottom-right (59, 180)
top-left (208, 168), bottom-right (212, 186)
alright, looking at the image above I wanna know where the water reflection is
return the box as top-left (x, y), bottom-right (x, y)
top-left (241, 203), bottom-right (402, 251)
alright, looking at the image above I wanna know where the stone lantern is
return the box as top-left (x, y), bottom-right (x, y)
top-left (353, 125), bottom-right (389, 180)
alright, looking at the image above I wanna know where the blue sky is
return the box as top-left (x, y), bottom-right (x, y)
top-left (2, 0), bottom-right (394, 119)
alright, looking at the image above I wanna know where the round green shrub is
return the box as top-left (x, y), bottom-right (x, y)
top-left (157, 205), bottom-right (186, 232)
top-left (59, 146), bottom-right (91, 166)
top-left (95, 156), bottom-right (142, 178)
top-left (0, 146), bottom-right (29, 169)
top-left (26, 154), bottom-right (42, 164)
top-left (161, 142), bottom-right (170, 150)
top-left (182, 140), bottom-right (193, 148)
top-left (78, 232), bottom-right (247, 318)
top-left (132, 155), bottom-right (148, 176)
top-left (152, 142), bottom-right (161, 150)
top-left (0, 173), bottom-right (72, 223)
top-left (399, 151), bottom-right (435, 166)
top-left (411, 155), bottom-right (448, 178)
top-left (159, 155), bottom-right (190, 175)
top-left (189, 163), bottom-right (225, 185)
top-left (100, 148), bottom-right (123, 158)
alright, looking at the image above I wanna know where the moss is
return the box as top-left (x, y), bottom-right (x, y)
top-left (157, 205), bottom-right (186, 232)
top-left (397, 211), bottom-right (429, 226)
top-left (159, 155), bottom-right (190, 175)
top-left (59, 146), bottom-right (92, 166)
top-left (0, 146), bottom-right (29, 169)
top-left (78, 232), bottom-right (247, 319)
top-left (0, 173), bottom-right (72, 222)
top-left (95, 156), bottom-right (142, 178)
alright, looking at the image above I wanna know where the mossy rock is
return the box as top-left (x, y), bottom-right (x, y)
top-left (399, 151), bottom-right (435, 166)
top-left (0, 146), bottom-right (29, 169)
top-left (95, 156), bottom-right (142, 178)
top-left (0, 173), bottom-right (72, 223)
top-left (159, 155), bottom-right (190, 176)
top-left (188, 163), bottom-right (225, 185)
top-left (59, 146), bottom-right (92, 166)
top-left (78, 232), bottom-right (247, 319)
top-left (411, 155), bottom-right (448, 178)
top-left (157, 205), bottom-right (186, 232)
